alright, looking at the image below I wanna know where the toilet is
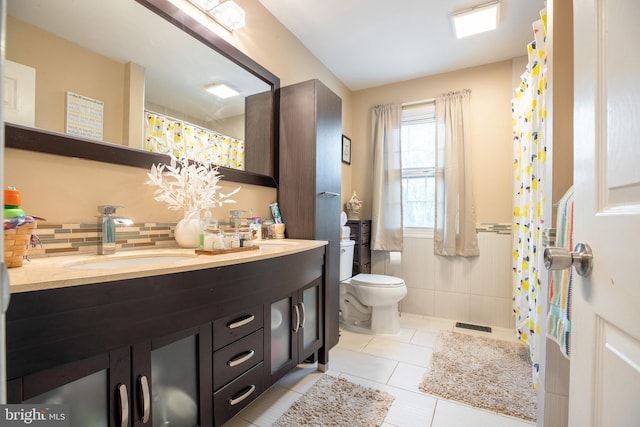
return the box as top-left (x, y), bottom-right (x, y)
top-left (339, 231), bottom-right (407, 335)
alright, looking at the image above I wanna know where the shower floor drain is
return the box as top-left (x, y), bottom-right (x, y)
top-left (455, 322), bottom-right (492, 333)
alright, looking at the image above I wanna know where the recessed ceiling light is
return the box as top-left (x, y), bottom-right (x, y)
top-left (206, 84), bottom-right (239, 98)
top-left (452, 1), bottom-right (500, 39)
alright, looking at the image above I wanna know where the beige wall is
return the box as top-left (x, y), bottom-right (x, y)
top-left (6, 17), bottom-right (127, 144)
top-left (350, 61), bottom-right (515, 223)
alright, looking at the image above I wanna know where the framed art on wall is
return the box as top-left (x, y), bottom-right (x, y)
top-left (342, 135), bottom-right (351, 165)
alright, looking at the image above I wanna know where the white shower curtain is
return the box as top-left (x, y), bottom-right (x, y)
top-left (371, 104), bottom-right (403, 251)
top-left (434, 90), bottom-right (478, 257)
top-left (512, 10), bottom-right (548, 390)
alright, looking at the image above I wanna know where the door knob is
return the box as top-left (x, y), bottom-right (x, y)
top-left (543, 242), bottom-right (593, 277)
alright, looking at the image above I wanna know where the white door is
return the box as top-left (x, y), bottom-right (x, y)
top-left (569, 0), bottom-right (640, 425)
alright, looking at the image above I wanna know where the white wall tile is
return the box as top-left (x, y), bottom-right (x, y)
top-left (400, 289), bottom-right (435, 317)
top-left (468, 295), bottom-right (515, 329)
top-left (433, 291), bottom-right (470, 322)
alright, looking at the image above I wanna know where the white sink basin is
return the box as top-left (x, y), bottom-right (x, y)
top-left (67, 255), bottom-right (196, 270)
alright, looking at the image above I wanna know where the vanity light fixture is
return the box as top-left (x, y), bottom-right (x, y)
top-left (206, 83), bottom-right (240, 98)
top-left (189, 0), bottom-right (246, 31)
top-left (452, 0), bottom-right (500, 39)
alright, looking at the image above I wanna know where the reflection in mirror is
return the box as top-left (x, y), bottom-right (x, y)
top-left (5, 0), bottom-right (279, 186)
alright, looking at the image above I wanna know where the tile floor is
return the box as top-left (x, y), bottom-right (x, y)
top-left (223, 313), bottom-right (536, 427)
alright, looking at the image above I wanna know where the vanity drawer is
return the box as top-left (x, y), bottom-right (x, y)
top-left (213, 329), bottom-right (264, 390)
top-left (213, 362), bottom-right (264, 427)
top-left (213, 305), bottom-right (263, 350)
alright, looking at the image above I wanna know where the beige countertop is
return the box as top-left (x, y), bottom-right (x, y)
top-left (8, 239), bottom-right (328, 293)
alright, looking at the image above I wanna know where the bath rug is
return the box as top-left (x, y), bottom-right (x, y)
top-left (419, 331), bottom-right (536, 421)
top-left (273, 374), bottom-right (394, 427)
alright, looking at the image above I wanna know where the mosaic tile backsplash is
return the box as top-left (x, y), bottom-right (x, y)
top-left (25, 221), bottom-right (512, 259)
top-left (27, 221), bottom-right (179, 258)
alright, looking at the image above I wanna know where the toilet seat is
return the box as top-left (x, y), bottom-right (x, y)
top-left (350, 274), bottom-right (405, 288)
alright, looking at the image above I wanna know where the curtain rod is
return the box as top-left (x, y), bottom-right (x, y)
top-left (401, 98), bottom-right (435, 107)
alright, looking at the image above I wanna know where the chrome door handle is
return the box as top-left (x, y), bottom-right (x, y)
top-left (138, 375), bottom-right (150, 423)
top-left (293, 304), bottom-right (300, 332)
top-left (319, 191), bottom-right (340, 197)
top-left (544, 242), bottom-right (593, 277)
top-left (299, 302), bottom-right (306, 329)
top-left (117, 383), bottom-right (129, 427)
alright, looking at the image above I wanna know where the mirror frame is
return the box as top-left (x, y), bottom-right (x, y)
top-left (5, 0), bottom-right (280, 188)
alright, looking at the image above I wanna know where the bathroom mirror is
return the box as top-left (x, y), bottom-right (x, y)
top-left (5, 0), bottom-right (279, 187)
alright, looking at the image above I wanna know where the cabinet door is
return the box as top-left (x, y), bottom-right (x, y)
top-left (299, 278), bottom-right (323, 361)
top-left (19, 350), bottom-right (129, 427)
top-left (143, 325), bottom-right (212, 427)
top-left (269, 295), bottom-right (296, 381)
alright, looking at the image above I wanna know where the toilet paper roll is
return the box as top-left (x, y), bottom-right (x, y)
top-left (389, 251), bottom-right (402, 265)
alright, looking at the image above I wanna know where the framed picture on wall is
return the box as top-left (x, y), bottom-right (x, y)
top-left (342, 135), bottom-right (351, 165)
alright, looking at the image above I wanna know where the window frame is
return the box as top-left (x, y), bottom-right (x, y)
top-left (401, 102), bottom-right (436, 237)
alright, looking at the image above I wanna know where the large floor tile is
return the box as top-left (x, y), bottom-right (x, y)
top-left (274, 363), bottom-right (324, 394)
top-left (336, 328), bottom-right (375, 351)
top-left (410, 329), bottom-right (440, 347)
top-left (329, 346), bottom-right (398, 383)
top-left (340, 373), bottom-right (437, 427)
top-left (233, 385), bottom-right (301, 427)
top-left (387, 362), bottom-right (430, 393)
top-left (362, 336), bottom-right (432, 367)
top-left (431, 399), bottom-right (535, 427)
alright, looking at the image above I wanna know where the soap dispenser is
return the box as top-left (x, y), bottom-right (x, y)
top-left (229, 210), bottom-right (243, 229)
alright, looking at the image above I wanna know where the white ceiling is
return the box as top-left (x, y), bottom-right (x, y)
top-left (257, 0), bottom-right (546, 91)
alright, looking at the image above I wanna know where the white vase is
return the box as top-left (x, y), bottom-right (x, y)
top-left (174, 210), bottom-right (202, 248)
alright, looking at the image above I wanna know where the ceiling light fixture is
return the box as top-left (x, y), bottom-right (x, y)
top-left (452, 1), bottom-right (500, 39)
top-left (188, 0), bottom-right (246, 31)
top-left (206, 83), bottom-right (239, 98)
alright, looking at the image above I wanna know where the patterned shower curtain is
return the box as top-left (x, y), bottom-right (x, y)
top-left (144, 111), bottom-right (245, 170)
top-left (512, 9), bottom-right (548, 390)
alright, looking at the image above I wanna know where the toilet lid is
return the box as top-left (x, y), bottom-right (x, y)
top-left (351, 274), bottom-right (405, 287)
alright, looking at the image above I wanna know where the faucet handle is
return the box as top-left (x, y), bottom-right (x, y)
top-left (99, 205), bottom-right (124, 215)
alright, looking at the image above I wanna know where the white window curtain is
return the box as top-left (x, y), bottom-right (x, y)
top-left (434, 90), bottom-right (479, 257)
top-left (371, 104), bottom-right (403, 251)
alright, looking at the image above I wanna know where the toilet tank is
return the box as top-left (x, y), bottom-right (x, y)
top-left (339, 240), bottom-right (355, 281)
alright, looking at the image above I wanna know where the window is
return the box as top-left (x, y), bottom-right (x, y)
top-left (401, 103), bottom-right (436, 229)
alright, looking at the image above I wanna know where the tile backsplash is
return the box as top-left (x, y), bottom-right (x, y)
top-left (27, 221), bottom-right (178, 258)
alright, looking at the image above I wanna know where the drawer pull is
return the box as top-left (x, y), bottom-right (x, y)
top-left (228, 384), bottom-right (256, 406)
top-left (117, 383), bottom-right (129, 427)
top-left (228, 314), bottom-right (255, 329)
top-left (227, 350), bottom-right (256, 368)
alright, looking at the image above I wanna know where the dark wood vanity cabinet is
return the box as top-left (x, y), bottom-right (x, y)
top-left (278, 79), bottom-right (342, 361)
top-left (347, 220), bottom-right (372, 274)
top-left (6, 247), bottom-right (325, 427)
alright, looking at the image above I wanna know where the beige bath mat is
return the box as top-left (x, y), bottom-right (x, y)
top-left (419, 331), bottom-right (536, 421)
top-left (273, 374), bottom-right (395, 426)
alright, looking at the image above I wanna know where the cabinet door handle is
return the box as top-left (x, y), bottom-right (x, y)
top-left (293, 305), bottom-right (300, 332)
top-left (227, 314), bottom-right (255, 329)
top-left (228, 384), bottom-right (256, 406)
top-left (299, 302), bottom-right (306, 329)
top-left (117, 383), bottom-right (129, 427)
top-left (138, 375), bottom-right (150, 423)
top-left (227, 350), bottom-right (255, 368)
top-left (319, 191), bottom-right (340, 197)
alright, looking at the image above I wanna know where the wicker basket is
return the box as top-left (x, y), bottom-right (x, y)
top-left (4, 221), bottom-right (37, 268)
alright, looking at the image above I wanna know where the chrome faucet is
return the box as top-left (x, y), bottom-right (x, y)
top-left (99, 205), bottom-right (133, 255)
